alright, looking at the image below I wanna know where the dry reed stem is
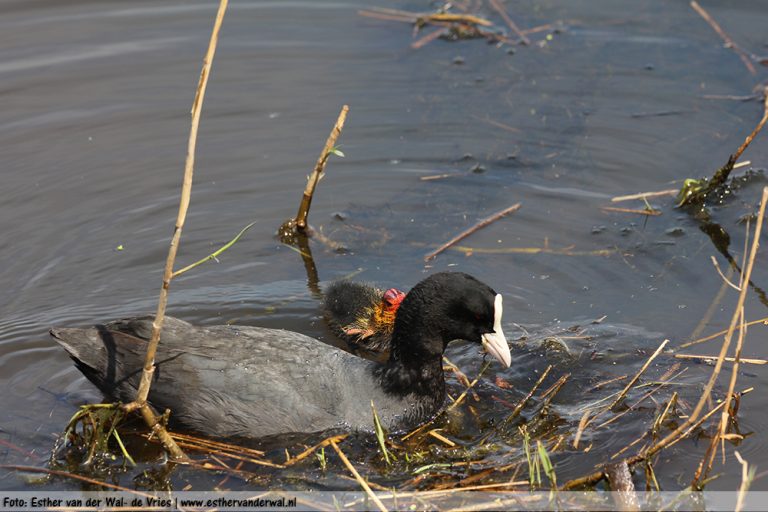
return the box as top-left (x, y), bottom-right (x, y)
top-left (449, 245), bottom-right (615, 256)
top-left (698, 252), bottom-right (753, 482)
top-left (537, 373), bottom-right (570, 411)
top-left (587, 374), bottom-right (628, 392)
top-left (611, 189), bottom-right (678, 203)
top-left (424, 203), bottom-right (521, 261)
top-left (601, 206), bottom-right (662, 216)
top-left (294, 105), bottom-right (349, 230)
top-left (166, 431), bottom-right (265, 457)
top-left (472, 114), bottom-right (522, 133)
top-left (730, 89), bottom-right (768, 164)
top-left (365, 481), bottom-right (529, 503)
top-left (653, 392), bottom-right (678, 438)
top-left (734, 451), bottom-right (752, 512)
top-left (610, 432), bottom-right (648, 461)
top-left (428, 430), bottom-right (456, 447)
top-left (136, 404), bottom-right (186, 463)
top-left (329, 440), bottom-right (387, 512)
top-left (680, 315), bottom-right (768, 349)
top-left (607, 339), bottom-right (669, 411)
top-left (572, 410), bottom-right (591, 449)
top-left (690, 252), bottom-right (736, 341)
top-left (594, 369), bottom-right (685, 430)
top-left (488, 0), bottom-right (530, 44)
top-left (411, 26), bottom-right (446, 49)
top-left (657, 387), bottom-right (752, 455)
top-left (710, 256), bottom-right (741, 291)
top-left (284, 434), bottom-right (348, 466)
top-left (690, 1), bottom-right (756, 75)
top-left (563, 388), bottom-right (753, 490)
top-left (123, 0), bottom-right (229, 462)
top-left (420, 172), bottom-right (458, 181)
top-left (169, 440), bottom-right (283, 469)
top-left (359, 7), bottom-right (492, 27)
top-left (674, 353), bottom-right (766, 365)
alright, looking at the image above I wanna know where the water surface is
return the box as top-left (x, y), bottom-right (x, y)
top-left (2, 0), bottom-right (768, 494)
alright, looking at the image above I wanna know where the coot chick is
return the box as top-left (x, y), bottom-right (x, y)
top-left (323, 281), bottom-right (405, 351)
top-left (50, 272), bottom-right (510, 439)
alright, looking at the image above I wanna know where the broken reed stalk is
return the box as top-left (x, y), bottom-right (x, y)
top-left (294, 105), bottom-right (349, 231)
top-left (329, 440), bottom-right (387, 512)
top-left (690, 0), bottom-right (756, 75)
top-left (702, 88), bottom-right (768, 196)
top-left (424, 202), bottom-right (521, 261)
top-left (122, 0), bottom-right (229, 461)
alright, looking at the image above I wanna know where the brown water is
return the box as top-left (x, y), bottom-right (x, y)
top-left (2, 0), bottom-right (768, 494)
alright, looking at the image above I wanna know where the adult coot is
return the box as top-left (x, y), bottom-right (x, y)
top-left (50, 272), bottom-right (510, 438)
top-left (323, 281), bottom-right (405, 351)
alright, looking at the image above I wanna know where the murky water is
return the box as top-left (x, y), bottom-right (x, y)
top-left (2, 0), bottom-right (768, 495)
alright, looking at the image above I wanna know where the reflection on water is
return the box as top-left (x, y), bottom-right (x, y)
top-left (2, 0), bottom-right (768, 493)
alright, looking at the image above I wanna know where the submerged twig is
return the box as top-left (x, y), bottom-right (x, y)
top-left (329, 440), bottom-right (387, 512)
top-left (0, 465), bottom-right (154, 497)
top-left (488, 0), bottom-right (530, 45)
top-left (424, 203), bottom-right (521, 261)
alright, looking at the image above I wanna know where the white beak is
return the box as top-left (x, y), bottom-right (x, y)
top-left (481, 294), bottom-right (511, 367)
